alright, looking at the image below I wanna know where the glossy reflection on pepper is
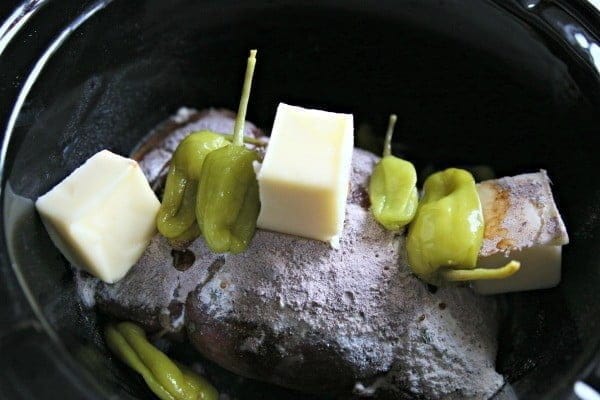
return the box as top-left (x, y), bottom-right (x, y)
top-left (369, 114), bottom-right (418, 231)
top-left (196, 49), bottom-right (261, 254)
top-left (156, 131), bottom-right (229, 244)
top-left (407, 168), bottom-right (520, 286)
top-left (105, 322), bottom-right (218, 400)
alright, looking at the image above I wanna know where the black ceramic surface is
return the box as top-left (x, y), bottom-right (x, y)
top-left (1, 1), bottom-right (599, 399)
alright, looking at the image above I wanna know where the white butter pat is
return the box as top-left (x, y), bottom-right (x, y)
top-left (475, 245), bottom-right (563, 294)
top-left (255, 103), bottom-right (354, 247)
top-left (35, 150), bottom-right (160, 283)
top-left (473, 170), bottom-right (569, 294)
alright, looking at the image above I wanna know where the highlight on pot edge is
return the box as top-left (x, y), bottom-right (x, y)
top-left (34, 50), bottom-right (570, 399)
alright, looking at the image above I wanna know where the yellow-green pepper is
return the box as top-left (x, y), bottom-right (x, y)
top-left (105, 322), bottom-right (218, 400)
top-left (406, 168), bottom-right (520, 286)
top-left (157, 49), bottom-right (266, 247)
top-left (196, 49), bottom-right (260, 254)
top-left (156, 131), bottom-right (229, 243)
top-left (369, 114), bottom-right (418, 230)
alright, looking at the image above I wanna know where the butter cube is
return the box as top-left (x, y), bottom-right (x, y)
top-left (474, 245), bottom-right (563, 294)
top-left (35, 150), bottom-right (160, 283)
top-left (473, 171), bottom-right (569, 294)
top-left (256, 103), bottom-right (354, 247)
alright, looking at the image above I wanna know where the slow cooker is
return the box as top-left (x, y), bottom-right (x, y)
top-left (1, 1), bottom-right (599, 399)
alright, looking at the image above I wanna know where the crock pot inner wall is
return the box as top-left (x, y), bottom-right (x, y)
top-left (2, 1), bottom-right (599, 399)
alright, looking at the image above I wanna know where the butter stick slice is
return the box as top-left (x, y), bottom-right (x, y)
top-left (473, 170), bottom-right (569, 294)
top-left (255, 103), bottom-right (354, 247)
top-left (36, 150), bottom-right (160, 283)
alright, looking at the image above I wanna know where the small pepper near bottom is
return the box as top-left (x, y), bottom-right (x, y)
top-left (105, 322), bottom-right (218, 400)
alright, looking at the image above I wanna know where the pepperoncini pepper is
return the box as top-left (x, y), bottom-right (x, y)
top-left (157, 51), bottom-right (266, 247)
top-left (156, 131), bottom-right (230, 243)
top-left (368, 114), bottom-right (418, 230)
top-left (406, 168), bottom-right (520, 286)
top-left (196, 49), bottom-right (260, 254)
top-left (105, 321), bottom-right (218, 400)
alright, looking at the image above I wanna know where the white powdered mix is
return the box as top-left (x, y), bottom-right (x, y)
top-left (188, 149), bottom-right (503, 399)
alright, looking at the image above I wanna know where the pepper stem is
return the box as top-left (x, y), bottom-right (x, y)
top-left (233, 49), bottom-right (258, 147)
top-left (441, 260), bottom-right (521, 282)
top-left (383, 114), bottom-right (398, 158)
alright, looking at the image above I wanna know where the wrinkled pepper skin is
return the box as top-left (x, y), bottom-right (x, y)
top-left (156, 131), bottom-right (229, 242)
top-left (407, 168), bottom-right (519, 285)
top-left (407, 168), bottom-right (483, 284)
top-left (196, 145), bottom-right (260, 254)
top-left (105, 322), bottom-right (218, 400)
top-left (369, 114), bottom-right (418, 231)
top-left (195, 49), bottom-right (260, 254)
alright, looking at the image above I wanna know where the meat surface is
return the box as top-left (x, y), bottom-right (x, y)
top-left (75, 108), bottom-right (504, 399)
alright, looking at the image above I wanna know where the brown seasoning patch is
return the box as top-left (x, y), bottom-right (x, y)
top-left (496, 238), bottom-right (516, 251)
top-left (481, 183), bottom-right (510, 240)
top-left (349, 184), bottom-right (371, 210)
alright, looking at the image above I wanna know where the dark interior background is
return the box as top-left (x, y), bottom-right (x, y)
top-left (1, 3), bottom-right (15, 22)
top-left (1, 1), bottom-right (599, 399)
